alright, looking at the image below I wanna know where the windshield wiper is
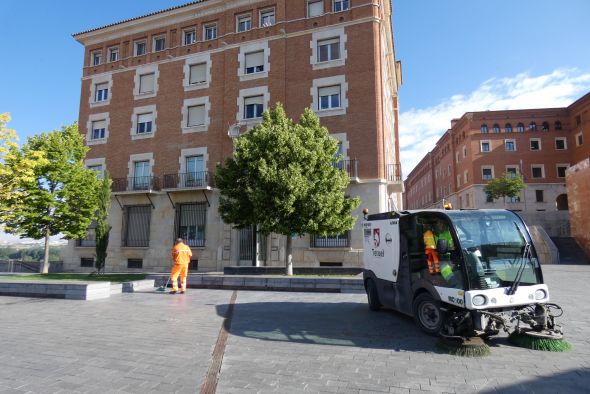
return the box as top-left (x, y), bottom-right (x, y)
top-left (507, 223), bottom-right (532, 295)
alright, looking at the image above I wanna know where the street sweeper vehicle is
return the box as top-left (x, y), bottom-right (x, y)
top-left (362, 208), bottom-right (569, 352)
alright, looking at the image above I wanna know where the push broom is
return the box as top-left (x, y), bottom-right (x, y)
top-left (157, 276), bottom-right (171, 292)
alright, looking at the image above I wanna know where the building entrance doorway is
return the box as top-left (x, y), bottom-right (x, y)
top-left (239, 226), bottom-right (267, 266)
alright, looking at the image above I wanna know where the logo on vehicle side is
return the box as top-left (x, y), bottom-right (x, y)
top-left (373, 229), bottom-right (380, 247)
top-left (385, 233), bottom-right (392, 246)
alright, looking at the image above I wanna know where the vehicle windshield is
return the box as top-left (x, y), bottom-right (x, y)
top-left (446, 211), bottom-right (542, 290)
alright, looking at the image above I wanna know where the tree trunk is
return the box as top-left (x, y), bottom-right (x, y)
top-left (286, 235), bottom-right (293, 276)
top-left (41, 228), bottom-right (50, 274)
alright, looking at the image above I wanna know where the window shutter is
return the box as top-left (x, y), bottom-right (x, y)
top-left (245, 95), bottom-right (264, 106)
top-left (190, 64), bottom-right (206, 84)
top-left (245, 51), bottom-right (264, 68)
top-left (188, 105), bottom-right (205, 126)
top-left (138, 113), bottom-right (152, 124)
top-left (309, 1), bottom-right (323, 17)
top-left (139, 73), bottom-right (155, 93)
top-left (92, 120), bottom-right (106, 130)
top-left (319, 85), bottom-right (340, 96)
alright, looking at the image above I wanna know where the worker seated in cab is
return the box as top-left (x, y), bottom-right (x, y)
top-left (423, 219), bottom-right (461, 288)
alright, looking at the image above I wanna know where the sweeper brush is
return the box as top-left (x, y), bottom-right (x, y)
top-left (436, 336), bottom-right (491, 357)
top-left (507, 303), bottom-right (572, 352)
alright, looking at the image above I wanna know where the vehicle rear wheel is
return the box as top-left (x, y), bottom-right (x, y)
top-left (366, 279), bottom-right (381, 311)
top-left (413, 293), bottom-right (444, 335)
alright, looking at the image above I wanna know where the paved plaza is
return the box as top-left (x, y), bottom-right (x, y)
top-left (0, 265), bottom-right (589, 394)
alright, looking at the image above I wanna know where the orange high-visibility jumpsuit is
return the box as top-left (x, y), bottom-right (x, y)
top-left (170, 241), bottom-right (193, 292)
top-left (423, 229), bottom-right (440, 273)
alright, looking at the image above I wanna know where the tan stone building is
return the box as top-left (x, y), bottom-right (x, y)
top-left (62, 0), bottom-right (403, 272)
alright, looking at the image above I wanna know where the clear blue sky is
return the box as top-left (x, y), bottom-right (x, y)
top-left (1, 0), bottom-right (589, 140)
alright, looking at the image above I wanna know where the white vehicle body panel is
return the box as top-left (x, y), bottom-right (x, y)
top-left (362, 219), bottom-right (400, 282)
top-left (464, 284), bottom-right (550, 309)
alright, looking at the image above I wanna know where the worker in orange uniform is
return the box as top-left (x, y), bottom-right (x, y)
top-left (423, 226), bottom-right (440, 274)
top-left (170, 238), bottom-right (192, 294)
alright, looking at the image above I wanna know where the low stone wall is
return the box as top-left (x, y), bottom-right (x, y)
top-left (223, 266), bottom-right (363, 276)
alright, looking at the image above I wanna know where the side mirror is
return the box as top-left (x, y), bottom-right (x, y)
top-left (437, 238), bottom-right (448, 255)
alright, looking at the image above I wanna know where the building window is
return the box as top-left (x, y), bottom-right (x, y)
top-left (507, 196), bottom-right (521, 203)
top-left (318, 85), bottom-right (341, 110)
top-left (310, 232), bottom-right (349, 248)
top-left (186, 63), bottom-right (206, 85)
top-left (463, 146), bottom-right (467, 158)
top-left (542, 121), bottom-right (549, 131)
top-left (308, 0), bottom-right (324, 17)
top-left (176, 203), bottom-right (207, 247)
top-left (153, 35), bottom-right (166, 52)
top-left (557, 165), bottom-right (569, 178)
top-left (184, 29), bottom-right (196, 45)
top-left (187, 105), bottom-right (206, 127)
top-left (482, 167), bottom-right (493, 180)
top-left (95, 83), bottom-right (108, 102)
top-left (576, 115), bottom-right (582, 126)
top-left (237, 15), bottom-right (252, 32)
top-left (456, 174), bottom-right (461, 188)
top-left (185, 155), bottom-right (205, 185)
top-left (134, 40), bottom-right (147, 56)
top-left (506, 167), bottom-right (518, 179)
top-left (505, 139), bottom-right (516, 151)
top-left (80, 257), bottom-right (94, 267)
top-left (204, 24), bottom-right (217, 40)
top-left (244, 96), bottom-right (264, 119)
top-left (91, 120), bottom-right (106, 140)
top-left (492, 124), bottom-right (500, 133)
top-left (480, 124), bottom-right (488, 133)
top-left (531, 165), bottom-right (544, 179)
top-left (530, 138), bottom-right (541, 151)
top-left (516, 123), bottom-right (525, 132)
top-left (127, 259), bottom-right (143, 269)
top-left (108, 47), bottom-right (119, 62)
top-left (133, 160), bottom-right (151, 190)
top-left (555, 121), bottom-right (562, 130)
top-left (576, 132), bottom-right (583, 146)
top-left (260, 9), bottom-right (275, 27)
top-left (529, 122), bottom-right (537, 131)
top-left (555, 137), bottom-right (567, 150)
top-left (123, 205), bottom-right (151, 247)
top-left (87, 164), bottom-right (104, 179)
top-left (139, 73), bottom-right (155, 94)
top-left (318, 38), bottom-right (340, 62)
top-left (136, 113), bottom-right (153, 134)
top-left (505, 123), bottom-right (512, 133)
top-left (485, 192), bottom-right (494, 203)
top-left (92, 51), bottom-right (102, 66)
top-left (333, 0), bottom-right (350, 12)
top-left (480, 140), bottom-right (490, 152)
top-left (245, 51), bottom-right (264, 74)
top-left (463, 170), bottom-right (469, 183)
top-left (535, 190), bottom-right (544, 203)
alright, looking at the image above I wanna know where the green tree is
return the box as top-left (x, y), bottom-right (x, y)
top-left (0, 123), bottom-right (100, 273)
top-left (484, 173), bottom-right (526, 205)
top-left (94, 171), bottom-right (112, 273)
top-left (215, 103), bottom-right (360, 275)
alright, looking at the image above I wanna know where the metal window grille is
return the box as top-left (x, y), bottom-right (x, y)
top-left (122, 206), bottom-right (151, 247)
top-left (127, 259), bottom-right (143, 269)
top-left (80, 258), bottom-right (94, 268)
top-left (311, 232), bottom-right (350, 248)
top-left (176, 203), bottom-right (207, 247)
top-left (238, 226), bottom-right (267, 262)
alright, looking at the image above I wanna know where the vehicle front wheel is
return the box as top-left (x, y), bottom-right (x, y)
top-left (366, 279), bottom-right (381, 311)
top-left (413, 293), bottom-right (444, 335)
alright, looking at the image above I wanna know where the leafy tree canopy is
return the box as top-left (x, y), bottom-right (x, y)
top-left (215, 103), bottom-right (360, 237)
top-left (484, 172), bottom-right (526, 201)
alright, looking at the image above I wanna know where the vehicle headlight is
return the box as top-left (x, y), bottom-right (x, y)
top-left (535, 289), bottom-right (547, 300)
top-left (472, 295), bottom-right (487, 306)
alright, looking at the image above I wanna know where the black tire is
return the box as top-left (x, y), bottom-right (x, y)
top-left (366, 279), bottom-right (381, 311)
top-left (413, 293), bottom-right (444, 335)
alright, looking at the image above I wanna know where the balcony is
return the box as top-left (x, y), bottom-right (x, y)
top-left (386, 163), bottom-right (404, 193)
top-left (162, 172), bottom-right (213, 190)
top-left (112, 176), bottom-right (161, 193)
top-left (334, 159), bottom-right (359, 180)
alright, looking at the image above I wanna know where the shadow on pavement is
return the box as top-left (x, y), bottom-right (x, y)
top-left (216, 301), bottom-right (440, 352)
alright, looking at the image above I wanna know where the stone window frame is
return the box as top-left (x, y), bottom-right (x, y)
top-left (181, 97), bottom-right (211, 134)
top-left (575, 132), bottom-right (583, 146)
top-left (481, 165), bottom-right (494, 181)
top-left (183, 54), bottom-right (212, 91)
top-left (310, 27), bottom-right (347, 70)
top-left (107, 46), bottom-right (119, 63)
top-left (556, 163), bottom-right (570, 178)
top-left (85, 112), bottom-right (110, 146)
top-left (89, 74), bottom-right (113, 108)
top-left (85, 158), bottom-right (106, 178)
top-left (133, 64), bottom-right (159, 100)
top-left (555, 137), bottom-right (568, 150)
top-left (130, 105), bottom-right (157, 140)
top-left (529, 137), bottom-right (542, 151)
top-left (236, 86), bottom-right (270, 125)
top-left (179, 147), bottom-right (209, 175)
top-left (480, 139), bottom-right (491, 153)
top-left (311, 75), bottom-right (348, 117)
top-left (531, 164), bottom-right (545, 179)
top-left (127, 152), bottom-right (154, 180)
top-left (238, 41), bottom-right (270, 82)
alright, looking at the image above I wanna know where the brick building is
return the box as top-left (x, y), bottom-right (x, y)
top-left (62, 0), bottom-right (403, 272)
top-left (404, 92), bottom-right (590, 248)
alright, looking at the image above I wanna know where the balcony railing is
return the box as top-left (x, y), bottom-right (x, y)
top-left (162, 172), bottom-right (213, 190)
top-left (112, 176), bottom-right (161, 192)
top-left (386, 163), bottom-right (402, 182)
top-left (334, 159), bottom-right (359, 179)
top-left (310, 232), bottom-right (350, 248)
